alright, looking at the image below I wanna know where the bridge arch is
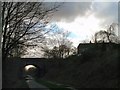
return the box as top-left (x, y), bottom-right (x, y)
top-left (18, 59), bottom-right (46, 79)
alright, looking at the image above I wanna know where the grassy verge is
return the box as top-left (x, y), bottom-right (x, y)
top-left (35, 78), bottom-right (74, 90)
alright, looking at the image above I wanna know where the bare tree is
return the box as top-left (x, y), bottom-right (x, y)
top-left (2, 2), bottom-right (61, 60)
top-left (93, 23), bottom-right (119, 43)
top-left (41, 24), bottom-right (75, 58)
top-left (43, 44), bottom-right (74, 59)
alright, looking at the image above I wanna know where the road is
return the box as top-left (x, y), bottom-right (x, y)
top-left (25, 75), bottom-right (77, 90)
top-left (25, 75), bottom-right (50, 90)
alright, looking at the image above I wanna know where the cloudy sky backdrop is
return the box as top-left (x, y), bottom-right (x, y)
top-left (23, 0), bottom-right (119, 58)
top-left (50, 1), bottom-right (118, 47)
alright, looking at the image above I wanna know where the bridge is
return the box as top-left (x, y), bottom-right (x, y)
top-left (3, 58), bottom-right (53, 88)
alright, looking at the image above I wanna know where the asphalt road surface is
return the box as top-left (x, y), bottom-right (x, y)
top-left (26, 75), bottom-right (50, 90)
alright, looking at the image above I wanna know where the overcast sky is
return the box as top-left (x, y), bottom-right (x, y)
top-left (23, 1), bottom-right (119, 58)
top-left (48, 1), bottom-right (118, 47)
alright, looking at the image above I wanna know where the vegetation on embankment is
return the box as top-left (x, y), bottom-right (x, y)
top-left (42, 44), bottom-right (119, 88)
top-left (3, 43), bottom-right (120, 88)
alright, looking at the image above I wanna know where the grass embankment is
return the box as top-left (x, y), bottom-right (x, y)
top-left (35, 78), bottom-right (74, 90)
top-left (42, 44), bottom-right (119, 88)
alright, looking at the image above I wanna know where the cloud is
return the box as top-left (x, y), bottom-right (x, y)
top-left (21, 2), bottom-right (119, 58)
top-left (91, 2), bottom-right (119, 38)
top-left (56, 15), bottom-right (101, 46)
top-left (46, 2), bottom-right (118, 27)
top-left (91, 2), bottom-right (118, 27)
top-left (51, 2), bottom-right (93, 22)
top-left (54, 2), bottom-right (119, 46)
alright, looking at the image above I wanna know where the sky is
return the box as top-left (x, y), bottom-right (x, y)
top-left (23, 1), bottom-right (119, 58)
top-left (48, 1), bottom-right (118, 47)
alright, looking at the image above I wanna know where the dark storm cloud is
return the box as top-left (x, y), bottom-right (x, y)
top-left (50, 2), bottom-right (92, 22)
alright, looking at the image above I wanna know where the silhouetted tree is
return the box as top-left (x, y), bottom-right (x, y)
top-left (93, 23), bottom-right (119, 43)
top-left (41, 24), bottom-right (76, 58)
top-left (2, 2), bottom-right (61, 59)
top-left (44, 44), bottom-right (75, 58)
